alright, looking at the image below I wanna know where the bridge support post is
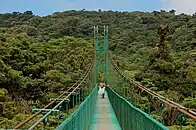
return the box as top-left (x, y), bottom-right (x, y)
top-left (65, 103), bottom-right (68, 119)
top-left (81, 88), bottom-right (84, 101)
top-left (94, 25), bottom-right (108, 85)
top-left (147, 103), bottom-right (151, 115)
top-left (76, 94), bottom-right (78, 105)
top-left (73, 95), bottom-right (75, 107)
top-left (78, 91), bottom-right (80, 104)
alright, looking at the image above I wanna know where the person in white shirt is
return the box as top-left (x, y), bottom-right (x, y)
top-left (98, 82), bottom-right (105, 99)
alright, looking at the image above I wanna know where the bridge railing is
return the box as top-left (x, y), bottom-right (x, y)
top-left (106, 87), bottom-right (168, 130)
top-left (108, 52), bottom-right (196, 129)
top-left (56, 84), bottom-right (98, 130)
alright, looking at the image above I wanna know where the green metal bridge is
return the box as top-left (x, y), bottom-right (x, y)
top-left (14, 26), bottom-right (196, 130)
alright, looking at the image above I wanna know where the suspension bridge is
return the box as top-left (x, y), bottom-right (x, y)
top-left (13, 26), bottom-right (196, 130)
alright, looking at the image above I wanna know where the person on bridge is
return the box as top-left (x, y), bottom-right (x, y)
top-left (98, 82), bottom-right (105, 99)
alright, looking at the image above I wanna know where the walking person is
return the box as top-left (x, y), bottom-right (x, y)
top-left (98, 82), bottom-right (105, 99)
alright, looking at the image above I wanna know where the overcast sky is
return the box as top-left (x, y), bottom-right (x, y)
top-left (161, 0), bottom-right (196, 14)
top-left (0, 0), bottom-right (195, 16)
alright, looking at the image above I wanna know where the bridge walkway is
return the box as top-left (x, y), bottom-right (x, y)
top-left (89, 91), bottom-right (121, 130)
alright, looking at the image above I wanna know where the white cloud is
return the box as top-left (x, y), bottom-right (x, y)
top-left (161, 0), bottom-right (196, 14)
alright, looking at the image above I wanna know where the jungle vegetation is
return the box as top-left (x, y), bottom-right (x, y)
top-left (0, 10), bottom-right (195, 129)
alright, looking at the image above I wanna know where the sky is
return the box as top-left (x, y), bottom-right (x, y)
top-left (0, 0), bottom-right (196, 16)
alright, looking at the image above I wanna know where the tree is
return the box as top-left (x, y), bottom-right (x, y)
top-left (24, 11), bottom-right (33, 15)
top-left (156, 25), bottom-right (170, 60)
top-left (169, 9), bottom-right (176, 14)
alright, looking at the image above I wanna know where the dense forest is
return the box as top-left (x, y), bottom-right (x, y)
top-left (0, 10), bottom-right (195, 129)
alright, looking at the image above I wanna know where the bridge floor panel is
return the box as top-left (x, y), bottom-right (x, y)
top-left (89, 92), bottom-right (121, 130)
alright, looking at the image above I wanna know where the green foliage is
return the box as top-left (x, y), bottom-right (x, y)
top-left (0, 88), bottom-right (7, 99)
top-left (0, 10), bottom-right (196, 128)
top-left (0, 25), bottom-right (92, 128)
top-left (182, 97), bottom-right (196, 108)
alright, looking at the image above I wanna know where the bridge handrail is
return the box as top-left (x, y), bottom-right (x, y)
top-left (109, 52), bottom-right (196, 120)
top-left (106, 87), bottom-right (168, 130)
